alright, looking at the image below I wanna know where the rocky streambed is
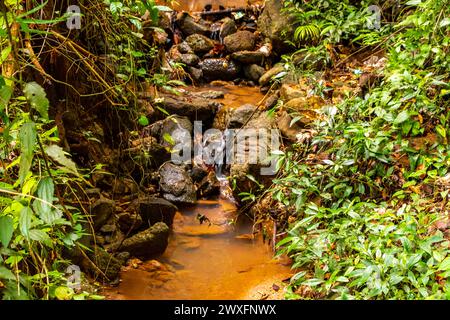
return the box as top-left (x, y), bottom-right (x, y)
top-left (80, 0), bottom-right (337, 299)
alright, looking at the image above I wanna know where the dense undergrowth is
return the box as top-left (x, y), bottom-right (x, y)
top-left (270, 0), bottom-right (450, 299)
top-left (0, 0), bottom-right (172, 300)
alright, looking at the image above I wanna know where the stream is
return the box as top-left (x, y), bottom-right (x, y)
top-left (103, 85), bottom-right (292, 300)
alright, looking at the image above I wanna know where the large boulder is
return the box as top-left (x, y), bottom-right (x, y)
top-left (186, 34), bottom-right (215, 55)
top-left (135, 196), bottom-right (178, 227)
top-left (224, 31), bottom-right (257, 53)
top-left (177, 53), bottom-right (200, 66)
top-left (199, 58), bottom-right (241, 82)
top-left (176, 12), bottom-right (210, 36)
top-left (257, 0), bottom-right (296, 54)
top-left (118, 222), bottom-right (170, 258)
top-left (159, 163), bottom-right (197, 204)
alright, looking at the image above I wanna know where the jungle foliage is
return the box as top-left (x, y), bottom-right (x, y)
top-left (272, 0), bottom-right (450, 299)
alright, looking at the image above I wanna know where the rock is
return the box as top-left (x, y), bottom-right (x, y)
top-left (228, 104), bottom-right (258, 129)
top-left (100, 224), bottom-right (116, 234)
top-left (149, 115), bottom-right (193, 149)
top-left (229, 111), bottom-right (278, 200)
top-left (199, 58), bottom-right (241, 82)
top-left (219, 17), bottom-right (237, 39)
top-left (136, 196), bottom-right (178, 227)
top-left (91, 198), bottom-right (116, 230)
top-left (117, 212), bottom-right (143, 233)
top-left (284, 96), bottom-right (325, 112)
top-left (280, 84), bottom-right (305, 101)
top-left (259, 65), bottom-right (285, 87)
top-left (159, 163), bottom-right (197, 204)
top-left (187, 67), bottom-right (203, 83)
top-left (257, 0), bottom-right (296, 54)
top-left (197, 171), bottom-right (221, 198)
top-left (277, 110), bottom-right (303, 141)
top-left (244, 64), bottom-right (266, 82)
top-left (177, 42), bottom-right (194, 54)
top-left (87, 247), bottom-right (122, 281)
top-left (264, 92), bottom-right (280, 110)
top-left (231, 51), bottom-right (265, 64)
top-left (156, 94), bottom-right (220, 125)
top-left (112, 178), bottom-right (139, 195)
top-left (224, 31), bottom-right (257, 53)
top-left (191, 90), bottom-right (225, 99)
top-left (176, 12), bottom-right (210, 36)
top-left (118, 222), bottom-right (170, 258)
top-left (186, 34), bottom-right (215, 54)
top-left (178, 53), bottom-right (200, 66)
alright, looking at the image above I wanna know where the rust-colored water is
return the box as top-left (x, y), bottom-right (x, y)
top-left (157, 0), bottom-right (263, 12)
top-left (104, 195), bottom-right (292, 300)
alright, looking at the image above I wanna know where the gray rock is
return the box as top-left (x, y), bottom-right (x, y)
top-left (231, 51), bottom-right (265, 64)
top-left (118, 222), bottom-right (170, 258)
top-left (136, 196), bottom-right (178, 227)
top-left (186, 34), bottom-right (215, 54)
top-left (156, 94), bottom-right (219, 125)
top-left (224, 31), bottom-right (257, 53)
top-left (199, 58), bottom-right (241, 82)
top-left (257, 0), bottom-right (296, 54)
top-left (187, 66), bottom-right (203, 83)
top-left (176, 12), bottom-right (210, 36)
top-left (91, 198), bottom-right (115, 230)
top-left (220, 17), bottom-right (237, 39)
top-left (178, 53), bottom-right (200, 66)
top-left (228, 104), bottom-right (258, 129)
top-left (244, 64), bottom-right (266, 82)
top-left (177, 42), bottom-right (194, 54)
top-left (159, 163), bottom-right (197, 204)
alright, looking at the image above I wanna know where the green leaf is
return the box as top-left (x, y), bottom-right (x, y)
top-left (18, 122), bottom-right (37, 185)
top-left (19, 206), bottom-right (33, 238)
top-left (438, 257), bottom-right (450, 271)
top-left (55, 286), bottom-right (74, 300)
top-left (0, 266), bottom-right (15, 280)
top-left (44, 145), bottom-right (78, 175)
top-left (302, 278), bottom-right (324, 286)
top-left (138, 115), bottom-right (149, 126)
top-left (35, 177), bottom-right (62, 224)
top-left (394, 110), bottom-right (409, 125)
top-left (0, 84), bottom-right (12, 112)
top-left (0, 216), bottom-right (14, 248)
top-left (23, 82), bottom-right (49, 120)
top-left (29, 229), bottom-right (52, 246)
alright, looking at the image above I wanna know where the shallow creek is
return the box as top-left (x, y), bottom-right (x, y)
top-left (103, 85), bottom-right (292, 300)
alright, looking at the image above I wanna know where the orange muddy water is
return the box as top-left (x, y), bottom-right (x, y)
top-left (104, 85), bottom-right (292, 300)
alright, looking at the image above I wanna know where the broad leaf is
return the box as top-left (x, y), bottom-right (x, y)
top-left (18, 122), bottom-right (37, 185)
top-left (0, 216), bottom-right (14, 248)
top-left (23, 82), bottom-right (49, 120)
top-left (44, 145), bottom-right (78, 175)
top-left (35, 177), bottom-right (54, 222)
top-left (19, 206), bottom-right (33, 238)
